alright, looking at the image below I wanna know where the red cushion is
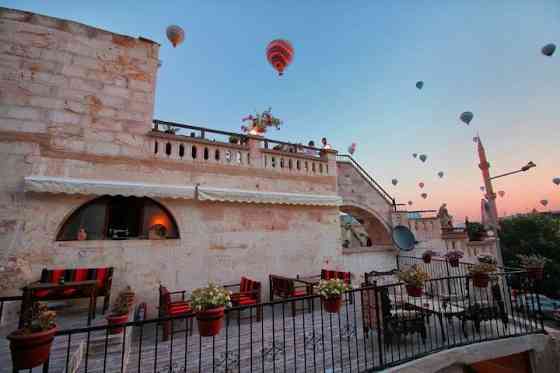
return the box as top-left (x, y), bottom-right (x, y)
top-left (50, 269), bottom-right (65, 284)
top-left (238, 298), bottom-right (257, 305)
top-left (168, 303), bottom-right (191, 315)
top-left (34, 290), bottom-right (52, 298)
top-left (95, 268), bottom-right (107, 290)
top-left (74, 268), bottom-right (88, 282)
top-left (292, 289), bottom-right (307, 297)
top-left (63, 288), bottom-right (78, 296)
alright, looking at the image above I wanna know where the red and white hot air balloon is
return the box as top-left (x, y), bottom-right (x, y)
top-left (166, 25), bottom-right (185, 48)
top-left (418, 182), bottom-right (425, 189)
top-left (348, 143), bottom-right (357, 155)
top-left (266, 39), bottom-right (294, 76)
top-left (498, 191), bottom-right (505, 198)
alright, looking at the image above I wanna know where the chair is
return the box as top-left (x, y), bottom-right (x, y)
top-left (321, 269), bottom-right (353, 303)
top-left (460, 277), bottom-right (508, 337)
top-left (158, 285), bottom-right (193, 341)
top-left (361, 281), bottom-right (427, 345)
top-left (269, 275), bottom-right (310, 317)
top-left (225, 277), bottom-right (262, 321)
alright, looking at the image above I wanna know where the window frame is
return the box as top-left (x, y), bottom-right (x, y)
top-left (56, 196), bottom-right (180, 241)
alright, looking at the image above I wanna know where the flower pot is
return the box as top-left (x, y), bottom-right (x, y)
top-left (322, 296), bottom-right (342, 313)
top-left (405, 285), bottom-right (423, 298)
top-left (196, 307), bottom-right (225, 337)
top-left (526, 266), bottom-right (544, 280)
top-left (7, 326), bottom-right (57, 369)
top-left (422, 255), bottom-right (432, 264)
top-left (449, 258), bottom-right (460, 267)
top-left (472, 273), bottom-right (490, 288)
top-left (106, 313), bottom-right (129, 334)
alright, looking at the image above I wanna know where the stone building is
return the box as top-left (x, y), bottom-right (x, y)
top-left (0, 7), bottom-right (494, 312)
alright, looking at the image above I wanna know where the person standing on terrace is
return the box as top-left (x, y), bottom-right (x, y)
top-left (305, 141), bottom-right (317, 156)
top-left (321, 137), bottom-right (332, 150)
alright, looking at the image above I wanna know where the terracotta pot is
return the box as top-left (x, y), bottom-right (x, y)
top-left (106, 313), bottom-right (129, 334)
top-left (322, 296), bottom-right (342, 313)
top-left (472, 273), bottom-right (490, 288)
top-left (449, 258), bottom-right (460, 267)
top-left (422, 255), bottom-right (432, 264)
top-left (196, 307), bottom-right (225, 337)
top-left (7, 326), bottom-right (57, 369)
top-left (406, 285), bottom-right (423, 298)
top-left (526, 267), bottom-right (544, 280)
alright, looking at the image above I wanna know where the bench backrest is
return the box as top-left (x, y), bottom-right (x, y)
top-left (40, 267), bottom-right (114, 294)
top-left (321, 269), bottom-right (352, 285)
top-left (269, 275), bottom-right (295, 298)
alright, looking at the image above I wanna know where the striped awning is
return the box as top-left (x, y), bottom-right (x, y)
top-left (24, 176), bottom-right (196, 199)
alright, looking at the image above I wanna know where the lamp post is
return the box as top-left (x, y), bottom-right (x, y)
top-left (477, 137), bottom-right (536, 265)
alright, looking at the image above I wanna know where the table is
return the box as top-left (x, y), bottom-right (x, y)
top-left (390, 295), bottom-right (465, 340)
top-left (19, 280), bottom-right (98, 327)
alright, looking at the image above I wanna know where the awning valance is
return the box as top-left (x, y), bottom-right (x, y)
top-left (24, 176), bottom-right (196, 199)
top-left (197, 186), bottom-right (342, 207)
top-left (24, 176), bottom-right (342, 207)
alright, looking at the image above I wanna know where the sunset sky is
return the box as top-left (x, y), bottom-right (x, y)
top-left (6, 0), bottom-right (559, 221)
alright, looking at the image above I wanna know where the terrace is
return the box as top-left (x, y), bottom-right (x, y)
top-left (0, 257), bottom-right (545, 372)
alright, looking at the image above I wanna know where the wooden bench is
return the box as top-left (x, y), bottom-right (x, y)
top-left (158, 285), bottom-right (193, 340)
top-left (225, 277), bottom-right (262, 321)
top-left (36, 267), bottom-right (114, 314)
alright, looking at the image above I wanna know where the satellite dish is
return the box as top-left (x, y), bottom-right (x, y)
top-left (392, 225), bottom-right (417, 251)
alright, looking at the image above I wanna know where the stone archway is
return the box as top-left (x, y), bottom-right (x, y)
top-left (340, 204), bottom-right (392, 248)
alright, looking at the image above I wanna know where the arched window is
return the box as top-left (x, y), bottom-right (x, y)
top-left (57, 196), bottom-right (179, 241)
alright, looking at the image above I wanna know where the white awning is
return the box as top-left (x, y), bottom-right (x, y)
top-left (24, 176), bottom-right (196, 199)
top-left (197, 186), bottom-right (342, 207)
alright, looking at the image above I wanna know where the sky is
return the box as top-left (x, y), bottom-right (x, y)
top-left (4, 0), bottom-right (559, 221)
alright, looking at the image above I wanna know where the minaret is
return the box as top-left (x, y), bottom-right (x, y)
top-left (477, 137), bottom-right (499, 229)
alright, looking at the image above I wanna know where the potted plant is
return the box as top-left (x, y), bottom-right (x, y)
top-left (315, 279), bottom-right (350, 313)
top-left (444, 250), bottom-right (464, 267)
top-left (7, 302), bottom-right (57, 370)
top-left (397, 265), bottom-right (430, 297)
top-left (106, 291), bottom-right (131, 334)
top-left (468, 262), bottom-right (497, 288)
top-left (517, 254), bottom-right (548, 280)
top-left (422, 250), bottom-right (437, 264)
top-left (191, 283), bottom-right (231, 337)
top-left (241, 108), bottom-right (282, 136)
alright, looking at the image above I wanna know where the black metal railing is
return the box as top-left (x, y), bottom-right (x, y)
top-left (1, 273), bottom-right (544, 373)
top-left (336, 154), bottom-right (395, 207)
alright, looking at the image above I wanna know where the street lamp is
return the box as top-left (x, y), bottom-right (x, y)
top-left (490, 161), bottom-right (536, 180)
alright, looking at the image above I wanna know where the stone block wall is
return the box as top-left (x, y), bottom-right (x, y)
top-left (0, 6), bottom-right (160, 156)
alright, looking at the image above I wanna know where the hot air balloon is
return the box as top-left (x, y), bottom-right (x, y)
top-left (418, 182), bottom-right (425, 189)
top-left (166, 25), bottom-right (185, 48)
top-left (412, 153), bottom-right (418, 159)
top-left (498, 191), bottom-right (505, 198)
top-left (540, 199), bottom-right (548, 207)
top-left (408, 201), bottom-right (413, 206)
top-left (266, 39), bottom-right (294, 76)
top-left (421, 193), bottom-right (428, 199)
top-left (419, 154), bottom-right (427, 162)
top-left (541, 43), bottom-right (556, 57)
top-left (460, 111), bottom-right (474, 125)
top-left (480, 186), bottom-right (485, 192)
top-left (553, 177), bottom-right (560, 186)
top-left (416, 81), bottom-right (424, 90)
top-left (348, 143), bottom-right (357, 155)
top-left (437, 171), bottom-right (444, 178)
top-left (392, 179), bottom-right (398, 186)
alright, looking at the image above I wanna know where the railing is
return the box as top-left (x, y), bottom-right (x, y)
top-left (336, 154), bottom-right (395, 207)
top-left (151, 120), bottom-right (332, 176)
top-left (0, 273), bottom-right (544, 372)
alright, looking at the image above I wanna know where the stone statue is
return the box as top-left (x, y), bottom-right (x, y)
top-left (437, 203), bottom-right (453, 228)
